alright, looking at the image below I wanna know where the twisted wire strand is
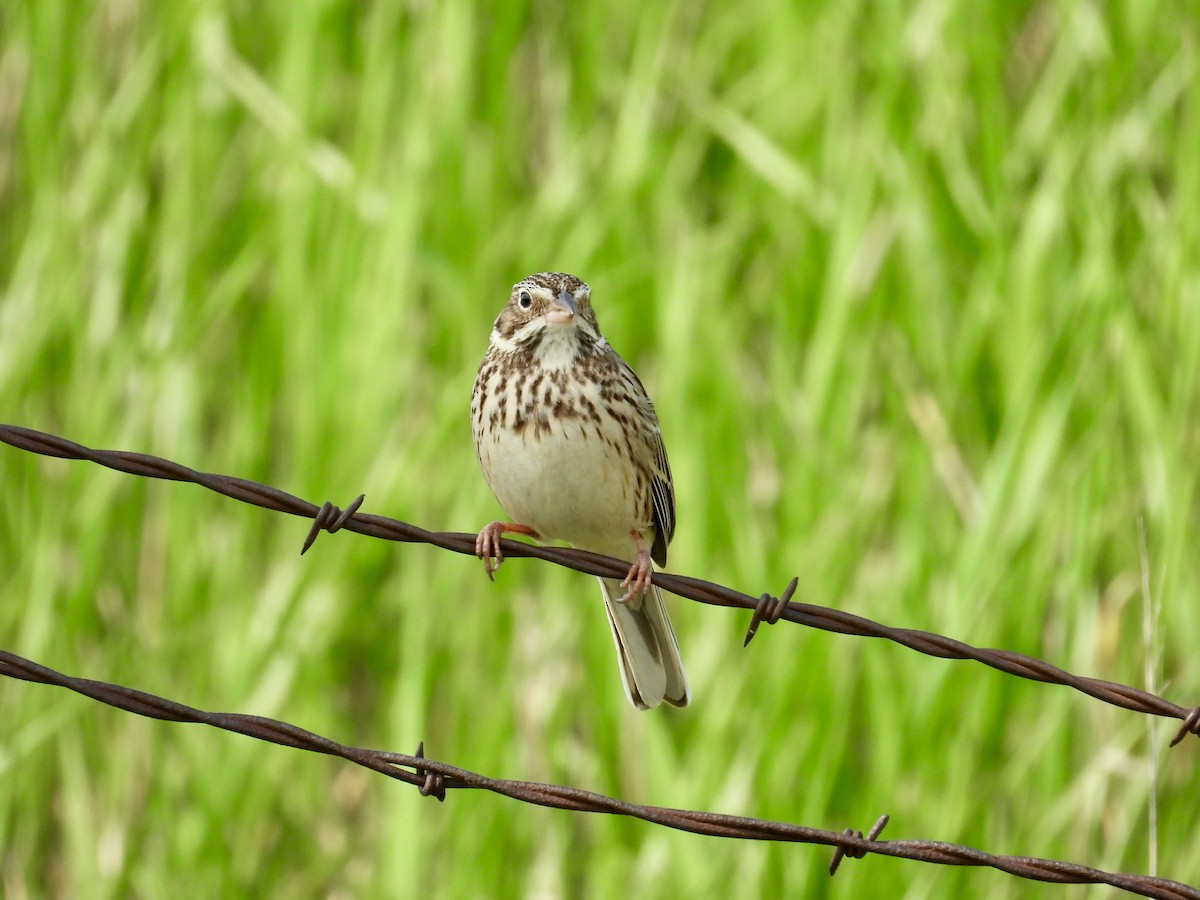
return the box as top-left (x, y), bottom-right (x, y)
top-left (0, 650), bottom-right (1195, 898)
top-left (3, 423), bottom-right (1196, 744)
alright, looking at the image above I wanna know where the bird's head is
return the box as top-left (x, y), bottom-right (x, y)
top-left (491, 272), bottom-right (603, 362)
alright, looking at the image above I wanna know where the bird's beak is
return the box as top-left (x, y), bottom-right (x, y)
top-left (546, 292), bottom-right (577, 324)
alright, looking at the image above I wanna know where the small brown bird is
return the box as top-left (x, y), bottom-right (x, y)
top-left (471, 272), bottom-right (689, 709)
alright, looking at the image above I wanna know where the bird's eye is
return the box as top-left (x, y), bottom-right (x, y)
top-left (518, 291), bottom-right (533, 309)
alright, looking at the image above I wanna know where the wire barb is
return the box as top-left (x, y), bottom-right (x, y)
top-left (743, 576), bottom-right (798, 647)
top-left (413, 742), bottom-right (447, 802)
top-left (1170, 706), bottom-right (1200, 748)
top-left (300, 494), bottom-right (366, 555)
top-left (829, 814), bottom-right (890, 875)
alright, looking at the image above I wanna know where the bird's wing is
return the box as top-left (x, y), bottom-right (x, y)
top-left (617, 357), bottom-right (675, 567)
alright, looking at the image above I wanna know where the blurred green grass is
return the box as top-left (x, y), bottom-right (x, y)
top-left (2, 0), bottom-right (1198, 895)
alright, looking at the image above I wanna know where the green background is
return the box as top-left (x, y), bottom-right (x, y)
top-left (2, 0), bottom-right (1198, 896)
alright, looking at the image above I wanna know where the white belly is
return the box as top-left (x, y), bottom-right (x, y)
top-left (477, 418), bottom-right (644, 560)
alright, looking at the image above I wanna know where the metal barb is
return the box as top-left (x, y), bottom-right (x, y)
top-left (743, 576), bottom-right (798, 647)
top-left (300, 494), bottom-right (366, 555)
top-left (1170, 706), bottom-right (1200, 748)
top-left (413, 742), bottom-right (447, 802)
top-left (829, 814), bottom-right (890, 875)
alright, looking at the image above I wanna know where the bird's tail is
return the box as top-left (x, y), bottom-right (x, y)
top-left (597, 577), bottom-right (689, 709)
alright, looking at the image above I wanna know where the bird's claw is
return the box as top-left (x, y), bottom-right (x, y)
top-left (618, 548), bottom-right (654, 603)
top-left (476, 521), bottom-right (507, 580)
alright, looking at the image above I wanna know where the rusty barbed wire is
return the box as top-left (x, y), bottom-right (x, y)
top-left (2, 422), bottom-right (1198, 748)
top-left (0, 649), bottom-right (1195, 898)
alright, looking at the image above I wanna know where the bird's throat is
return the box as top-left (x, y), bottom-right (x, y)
top-left (523, 322), bottom-right (587, 369)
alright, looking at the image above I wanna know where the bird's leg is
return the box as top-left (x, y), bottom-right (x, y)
top-left (476, 521), bottom-right (540, 580)
top-left (619, 529), bottom-right (655, 602)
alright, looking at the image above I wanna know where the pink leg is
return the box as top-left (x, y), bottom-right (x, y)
top-left (618, 530), bottom-right (654, 602)
top-left (476, 521), bottom-right (540, 581)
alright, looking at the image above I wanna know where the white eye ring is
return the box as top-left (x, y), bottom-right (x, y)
top-left (518, 290), bottom-right (533, 309)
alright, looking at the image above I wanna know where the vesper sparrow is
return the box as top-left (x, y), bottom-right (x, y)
top-left (471, 272), bottom-right (689, 709)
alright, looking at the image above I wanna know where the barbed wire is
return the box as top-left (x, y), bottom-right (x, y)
top-left (0, 650), bottom-right (1195, 898)
top-left (3, 423), bottom-right (1197, 746)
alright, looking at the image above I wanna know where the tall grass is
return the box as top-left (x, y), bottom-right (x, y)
top-left (2, 0), bottom-right (1198, 895)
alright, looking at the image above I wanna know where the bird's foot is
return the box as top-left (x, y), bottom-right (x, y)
top-left (619, 530), bottom-right (654, 602)
top-left (475, 521), bottom-right (539, 580)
